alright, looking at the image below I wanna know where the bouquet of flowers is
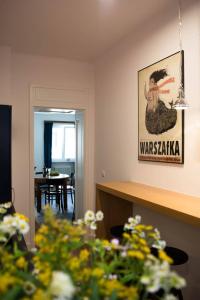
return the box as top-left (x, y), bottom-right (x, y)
top-left (0, 203), bottom-right (185, 300)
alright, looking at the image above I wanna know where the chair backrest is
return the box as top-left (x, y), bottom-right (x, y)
top-left (70, 173), bottom-right (75, 187)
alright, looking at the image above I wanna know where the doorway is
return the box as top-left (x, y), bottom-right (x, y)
top-left (33, 107), bottom-right (84, 230)
top-left (29, 85), bottom-right (94, 246)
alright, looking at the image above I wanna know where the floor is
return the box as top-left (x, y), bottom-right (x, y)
top-left (35, 193), bottom-right (74, 230)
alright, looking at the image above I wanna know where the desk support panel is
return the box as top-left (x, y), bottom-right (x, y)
top-left (96, 189), bottom-right (133, 239)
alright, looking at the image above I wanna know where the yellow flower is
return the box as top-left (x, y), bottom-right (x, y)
top-left (76, 267), bottom-right (91, 281)
top-left (16, 256), bottom-right (27, 269)
top-left (135, 224), bottom-right (145, 231)
top-left (34, 260), bottom-right (50, 273)
top-left (38, 225), bottom-right (49, 235)
top-left (34, 234), bottom-right (46, 245)
top-left (118, 286), bottom-right (138, 300)
top-left (159, 250), bottom-right (173, 264)
top-left (132, 234), bottom-right (139, 241)
top-left (40, 247), bottom-right (51, 254)
top-left (132, 244), bottom-right (139, 250)
top-left (148, 232), bottom-right (156, 238)
top-left (142, 246), bottom-right (150, 254)
top-left (0, 273), bottom-right (16, 293)
top-left (32, 289), bottom-right (48, 300)
top-left (68, 257), bottom-right (80, 270)
top-left (102, 240), bottom-right (110, 247)
top-left (145, 225), bottom-right (153, 230)
top-left (123, 232), bottom-right (131, 239)
top-left (79, 249), bottom-right (89, 262)
top-left (139, 238), bottom-right (147, 246)
top-left (37, 269), bottom-right (51, 286)
top-left (92, 267), bottom-right (104, 278)
top-left (103, 280), bottom-right (122, 295)
top-left (127, 250), bottom-right (145, 260)
top-left (33, 256), bottom-right (39, 263)
top-left (14, 213), bottom-right (29, 222)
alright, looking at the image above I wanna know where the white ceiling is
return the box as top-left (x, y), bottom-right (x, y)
top-left (0, 0), bottom-right (175, 62)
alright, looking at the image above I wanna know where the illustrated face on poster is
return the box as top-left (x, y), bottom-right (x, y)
top-left (138, 52), bottom-right (184, 164)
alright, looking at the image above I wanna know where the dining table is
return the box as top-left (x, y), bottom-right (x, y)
top-left (34, 173), bottom-right (69, 213)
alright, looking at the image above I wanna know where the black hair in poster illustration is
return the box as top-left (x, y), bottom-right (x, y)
top-left (144, 68), bottom-right (177, 135)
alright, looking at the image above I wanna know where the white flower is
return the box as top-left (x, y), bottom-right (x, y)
top-left (0, 235), bottom-right (7, 242)
top-left (140, 275), bottom-right (151, 285)
top-left (49, 271), bottom-right (75, 300)
top-left (0, 214), bottom-right (29, 237)
top-left (124, 223), bottom-right (131, 231)
top-left (0, 215), bottom-right (17, 236)
top-left (23, 281), bottom-right (36, 295)
top-left (139, 231), bottom-right (146, 238)
top-left (16, 218), bottom-right (30, 235)
top-left (124, 215), bottom-right (142, 232)
top-left (141, 257), bottom-right (186, 295)
top-left (31, 247), bottom-right (37, 253)
top-left (154, 228), bottom-right (161, 239)
top-left (146, 277), bottom-right (161, 293)
top-left (163, 295), bottom-right (177, 300)
top-left (3, 215), bottom-right (17, 226)
top-left (90, 222), bottom-right (97, 230)
top-left (152, 240), bottom-right (166, 250)
top-left (0, 202), bottom-right (12, 209)
top-left (111, 238), bottom-right (119, 246)
top-left (32, 269), bottom-right (39, 275)
top-left (95, 211), bottom-right (104, 221)
top-left (128, 217), bottom-right (134, 223)
top-left (135, 215), bottom-right (141, 224)
top-left (121, 251), bottom-right (127, 257)
top-left (3, 202), bottom-right (12, 209)
top-left (169, 271), bottom-right (186, 289)
top-left (84, 210), bottom-right (95, 223)
top-left (104, 246), bottom-right (111, 251)
top-left (108, 274), bottom-right (117, 280)
top-left (0, 208), bottom-right (6, 214)
top-left (76, 219), bottom-right (83, 225)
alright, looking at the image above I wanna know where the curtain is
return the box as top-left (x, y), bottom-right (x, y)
top-left (44, 121), bottom-right (53, 168)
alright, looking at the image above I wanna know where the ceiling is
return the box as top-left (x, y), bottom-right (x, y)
top-left (0, 0), bottom-right (175, 62)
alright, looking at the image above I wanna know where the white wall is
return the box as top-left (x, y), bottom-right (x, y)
top-left (0, 48), bottom-right (95, 244)
top-left (95, 0), bottom-right (200, 299)
top-left (34, 112), bottom-right (75, 172)
top-left (95, 0), bottom-right (200, 194)
top-left (0, 46), bottom-right (11, 102)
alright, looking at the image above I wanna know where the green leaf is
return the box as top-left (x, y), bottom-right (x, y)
top-left (13, 241), bottom-right (24, 258)
top-left (90, 279), bottom-right (100, 300)
top-left (2, 285), bottom-right (23, 300)
top-left (120, 272), bottom-right (136, 284)
top-left (110, 290), bottom-right (118, 300)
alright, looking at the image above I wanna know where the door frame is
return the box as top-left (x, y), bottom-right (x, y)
top-left (29, 85), bottom-right (95, 246)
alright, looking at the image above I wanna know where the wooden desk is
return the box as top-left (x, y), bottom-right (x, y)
top-left (35, 174), bottom-right (69, 212)
top-left (96, 181), bottom-right (200, 238)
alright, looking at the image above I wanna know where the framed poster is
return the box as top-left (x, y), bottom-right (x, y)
top-left (138, 51), bottom-right (184, 164)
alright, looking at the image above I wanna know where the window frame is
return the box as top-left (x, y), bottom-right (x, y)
top-left (51, 121), bottom-right (76, 163)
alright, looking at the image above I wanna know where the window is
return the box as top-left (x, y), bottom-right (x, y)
top-left (52, 123), bottom-right (76, 161)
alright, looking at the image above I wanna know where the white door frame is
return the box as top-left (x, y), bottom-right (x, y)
top-left (29, 85), bottom-right (95, 246)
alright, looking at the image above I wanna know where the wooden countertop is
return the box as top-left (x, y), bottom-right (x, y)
top-left (96, 181), bottom-right (200, 227)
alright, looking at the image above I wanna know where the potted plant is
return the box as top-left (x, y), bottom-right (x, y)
top-left (0, 203), bottom-right (185, 300)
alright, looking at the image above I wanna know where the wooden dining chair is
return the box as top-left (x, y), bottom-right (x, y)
top-left (44, 184), bottom-right (63, 212)
top-left (66, 173), bottom-right (75, 204)
top-left (34, 172), bottom-right (49, 208)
